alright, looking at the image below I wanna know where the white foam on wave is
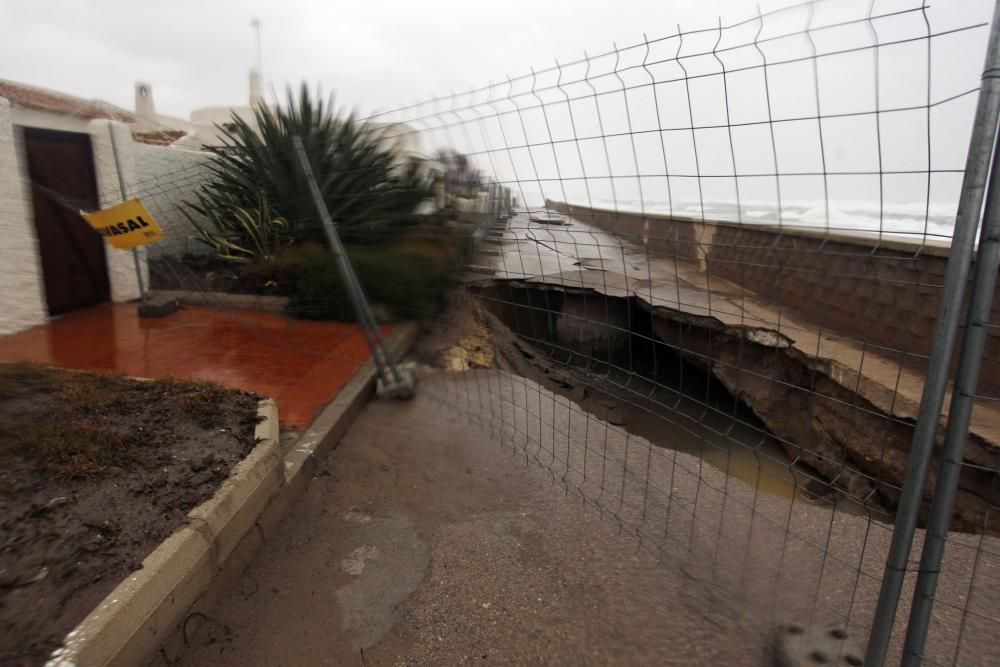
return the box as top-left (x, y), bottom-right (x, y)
top-left (570, 197), bottom-right (959, 241)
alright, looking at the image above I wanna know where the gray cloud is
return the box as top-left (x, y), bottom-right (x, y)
top-left (1, 0), bottom-right (936, 118)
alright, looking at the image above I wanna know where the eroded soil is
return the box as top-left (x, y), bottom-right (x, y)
top-left (0, 364), bottom-right (261, 666)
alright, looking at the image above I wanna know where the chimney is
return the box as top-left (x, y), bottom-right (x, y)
top-left (134, 81), bottom-right (155, 119)
top-left (249, 69), bottom-right (263, 107)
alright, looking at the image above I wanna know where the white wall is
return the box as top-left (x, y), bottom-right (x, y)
top-left (9, 105), bottom-right (92, 135)
top-left (187, 105), bottom-right (260, 147)
top-left (0, 109), bottom-right (216, 336)
top-left (131, 142), bottom-right (213, 258)
top-left (0, 98), bottom-right (47, 334)
top-left (190, 105), bottom-right (254, 126)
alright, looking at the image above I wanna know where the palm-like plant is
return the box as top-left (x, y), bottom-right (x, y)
top-left (184, 83), bottom-right (433, 249)
top-left (185, 193), bottom-right (290, 264)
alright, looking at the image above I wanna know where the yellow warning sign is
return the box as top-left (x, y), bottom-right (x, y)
top-left (81, 198), bottom-right (163, 249)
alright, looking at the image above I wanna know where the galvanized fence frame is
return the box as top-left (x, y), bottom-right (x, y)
top-left (366, 1), bottom-right (1000, 663)
top-left (867, 1), bottom-right (1000, 663)
top-left (5, 0), bottom-right (998, 663)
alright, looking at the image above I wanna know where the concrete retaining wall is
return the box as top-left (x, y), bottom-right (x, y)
top-left (547, 200), bottom-right (1000, 393)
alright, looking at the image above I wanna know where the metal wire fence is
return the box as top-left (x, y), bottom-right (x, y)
top-left (362, 1), bottom-right (1000, 664)
top-left (3, 0), bottom-right (1000, 664)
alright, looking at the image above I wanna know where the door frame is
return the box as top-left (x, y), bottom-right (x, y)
top-left (22, 126), bottom-right (109, 315)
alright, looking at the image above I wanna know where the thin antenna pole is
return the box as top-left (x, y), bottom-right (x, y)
top-left (252, 18), bottom-right (262, 73)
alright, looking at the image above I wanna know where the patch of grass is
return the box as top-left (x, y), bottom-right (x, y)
top-left (0, 362), bottom-right (57, 399)
top-left (159, 377), bottom-right (248, 429)
top-left (29, 420), bottom-right (132, 478)
top-left (0, 363), bottom-right (258, 478)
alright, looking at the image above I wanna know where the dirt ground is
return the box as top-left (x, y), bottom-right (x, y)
top-left (0, 364), bottom-right (261, 666)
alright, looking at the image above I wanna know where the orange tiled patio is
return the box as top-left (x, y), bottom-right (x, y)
top-left (0, 303), bottom-right (388, 429)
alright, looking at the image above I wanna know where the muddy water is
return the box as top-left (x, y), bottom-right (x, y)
top-left (472, 284), bottom-right (889, 521)
top-left (595, 369), bottom-right (802, 498)
top-left (504, 341), bottom-right (890, 523)
top-left (521, 353), bottom-right (805, 500)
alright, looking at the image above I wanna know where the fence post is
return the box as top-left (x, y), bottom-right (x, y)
top-left (107, 123), bottom-right (147, 307)
top-left (864, 2), bottom-right (1000, 664)
top-left (290, 135), bottom-right (414, 397)
top-left (899, 107), bottom-right (1000, 667)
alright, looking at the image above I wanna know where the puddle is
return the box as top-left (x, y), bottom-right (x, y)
top-left (573, 365), bottom-right (804, 500)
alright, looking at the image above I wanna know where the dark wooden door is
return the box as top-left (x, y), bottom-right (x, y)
top-left (24, 128), bottom-right (109, 315)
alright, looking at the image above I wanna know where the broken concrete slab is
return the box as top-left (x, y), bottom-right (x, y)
top-left (480, 213), bottom-right (1000, 533)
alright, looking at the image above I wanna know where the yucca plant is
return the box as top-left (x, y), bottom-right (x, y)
top-left (185, 194), bottom-right (291, 264)
top-left (184, 83), bottom-right (434, 247)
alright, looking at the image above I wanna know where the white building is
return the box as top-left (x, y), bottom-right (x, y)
top-left (0, 74), bottom-right (441, 336)
top-left (132, 70), bottom-right (268, 149)
top-left (0, 82), bottom-right (155, 335)
top-left (0, 70), bottom-right (277, 335)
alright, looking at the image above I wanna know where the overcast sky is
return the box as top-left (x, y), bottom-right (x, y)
top-left (2, 0), bottom-right (993, 235)
top-left (2, 0), bottom-right (967, 119)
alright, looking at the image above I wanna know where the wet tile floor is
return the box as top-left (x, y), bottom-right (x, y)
top-left (0, 303), bottom-right (389, 429)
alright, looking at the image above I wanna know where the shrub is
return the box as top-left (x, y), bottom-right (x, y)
top-left (274, 245), bottom-right (354, 320)
top-left (184, 83), bottom-right (435, 250)
top-left (275, 233), bottom-right (464, 321)
top-left (185, 194), bottom-right (291, 264)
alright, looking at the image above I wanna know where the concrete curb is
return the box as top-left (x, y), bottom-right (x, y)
top-left (47, 322), bottom-right (418, 666)
top-left (158, 321), bottom-right (419, 663)
top-left (260, 323), bottom-right (417, 536)
top-left (46, 399), bottom-right (282, 667)
top-left (147, 289), bottom-right (289, 313)
top-left (256, 322), bottom-right (418, 540)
